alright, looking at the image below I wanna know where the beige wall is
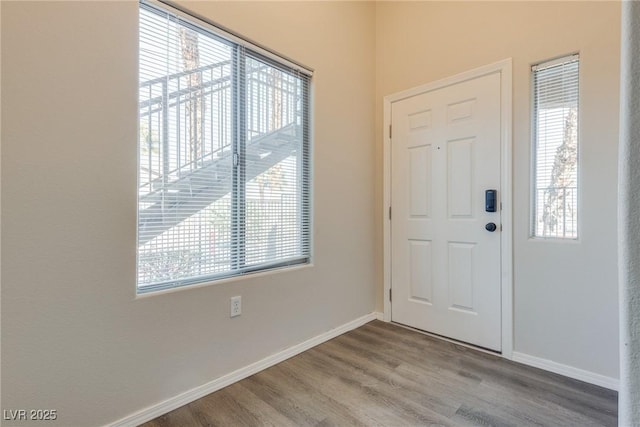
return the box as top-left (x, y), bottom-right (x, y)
top-left (0, 2), bottom-right (376, 425)
top-left (375, 1), bottom-right (620, 378)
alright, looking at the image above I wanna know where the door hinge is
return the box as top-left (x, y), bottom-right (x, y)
top-left (389, 288), bottom-right (392, 302)
top-left (389, 206), bottom-right (392, 220)
top-left (389, 124), bottom-right (392, 139)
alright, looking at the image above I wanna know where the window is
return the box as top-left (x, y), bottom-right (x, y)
top-left (138, 1), bottom-right (312, 293)
top-left (531, 54), bottom-right (579, 239)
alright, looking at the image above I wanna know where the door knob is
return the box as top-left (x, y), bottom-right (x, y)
top-left (485, 222), bottom-right (497, 232)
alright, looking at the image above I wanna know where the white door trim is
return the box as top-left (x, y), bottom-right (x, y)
top-left (383, 58), bottom-right (513, 359)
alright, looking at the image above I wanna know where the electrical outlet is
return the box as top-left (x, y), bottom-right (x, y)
top-left (230, 296), bottom-right (241, 317)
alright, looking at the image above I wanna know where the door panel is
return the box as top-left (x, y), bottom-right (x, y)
top-left (409, 240), bottom-right (433, 303)
top-left (448, 242), bottom-right (475, 311)
top-left (409, 146), bottom-right (431, 217)
top-left (448, 138), bottom-right (474, 217)
top-left (391, 72), bottom-right (502, 351)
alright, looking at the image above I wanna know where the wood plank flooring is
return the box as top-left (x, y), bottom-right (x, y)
top-left (142, 320), bottom-right (617, 427)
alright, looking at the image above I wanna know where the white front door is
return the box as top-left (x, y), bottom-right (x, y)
top-left (390, 72), bottom-right (502, 351)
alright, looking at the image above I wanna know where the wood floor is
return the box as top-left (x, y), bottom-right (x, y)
top-left (143, 320), bottom-right (617, 427)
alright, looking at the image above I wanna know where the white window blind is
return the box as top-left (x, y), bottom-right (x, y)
top-left (532, 55), bottom-right (579, 239)
top-left (138, 1), bottom-right (312, 293)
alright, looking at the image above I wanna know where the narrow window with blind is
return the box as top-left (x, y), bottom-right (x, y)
top-left (137, 1), bottom-right (312, 293)
top-left (531, 54), bottom-right (579, 239)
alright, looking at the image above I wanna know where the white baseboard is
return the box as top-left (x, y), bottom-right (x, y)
top-left (512, 351), bottom-right (619, 391)
top-left (109, 312), bottom-right (378, 427)
top-left (375, 311), bottom-right (385, 321)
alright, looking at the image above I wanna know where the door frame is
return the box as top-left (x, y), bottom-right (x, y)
top-left (383, 59), bottom-right (513, 359)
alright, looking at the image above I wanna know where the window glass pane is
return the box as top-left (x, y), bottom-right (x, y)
top-left (138, 5), bottom-right (234, 289)
top-left (137, 2), bottom-right (311, 292)
top-left (532, 56), bottom-right (579, 239)
top-left (244, 56), bottom-right (306, 267)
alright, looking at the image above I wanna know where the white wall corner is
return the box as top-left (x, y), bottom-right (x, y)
top-left (618, 1), bottom-right (640, 424)
top-left (512, 352), bottom-right (619, 391)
